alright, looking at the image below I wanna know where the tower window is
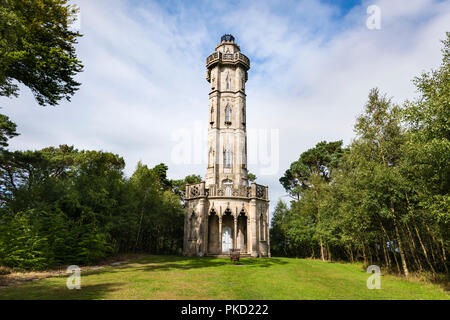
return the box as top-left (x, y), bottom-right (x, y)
top-left (223, 180), bottom-right (232, 196)
top-left (224, 150), bottom-right (232, 168)
top-left (225, 106), bottom-right (231, 124)
top-left (210, 107), bottom-right (214, 124)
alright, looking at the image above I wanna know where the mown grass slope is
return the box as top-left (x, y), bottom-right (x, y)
top-left (0, 255), bottom-right (448, 300)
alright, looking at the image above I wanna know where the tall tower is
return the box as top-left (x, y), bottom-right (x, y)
top-left (205, 34), bottom-right (249, 189)
top-left (184, 35), bottom-right (270, 258)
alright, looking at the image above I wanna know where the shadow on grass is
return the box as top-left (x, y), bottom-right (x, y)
top-left (79, 255), bottom-right (290, 276)
top-left (126, 255), bottom-right (288, 272)
top-left (0, 282), bottom-right (123, 300)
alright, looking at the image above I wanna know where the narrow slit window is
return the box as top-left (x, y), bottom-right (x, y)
top-left (225, 106), bottom-right (231, 124)
top-left (224, 150), bottom-right (232, 168)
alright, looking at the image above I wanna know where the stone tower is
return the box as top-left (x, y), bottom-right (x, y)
top-left (183, 35), bottom-right (270, 258)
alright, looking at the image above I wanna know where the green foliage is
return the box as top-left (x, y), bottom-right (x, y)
top-left (0, 0), bottom-right (83, 105)
top-left (0, 145), bottom-right (187, 269)
top-left (279, 140), bottom-right (343, 200)
top-left (0, 113), bottom-right (18, 148)
top-left (247, 172), bottom-right (257, 183)
top-left (170, 173), bottom-right (202, 202)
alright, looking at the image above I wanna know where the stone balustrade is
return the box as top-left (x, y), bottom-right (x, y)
top-left (206, 51), bottom-right (250, 70)
top-left (185, 182), bottom-right (268, 201)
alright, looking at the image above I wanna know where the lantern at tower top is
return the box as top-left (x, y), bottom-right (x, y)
top-left (212, 33), bottom-right (241, 55)
top-left (206, 35), bottom-right (250, 79)
top-left (221, 34), bottom-right (235, 42)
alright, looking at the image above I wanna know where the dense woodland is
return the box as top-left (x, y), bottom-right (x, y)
top-left (0, 143), bottom-right (202, 269)
top-left (271, 34), bottom-right (449, 277)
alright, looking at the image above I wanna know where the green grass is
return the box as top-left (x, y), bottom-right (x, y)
top-left (0, 255), bottom-right (448, 300)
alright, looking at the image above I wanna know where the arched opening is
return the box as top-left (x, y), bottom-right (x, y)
top-left (222, 208), bottom-right (233, 253)
top-left (208, 210), bottom-right (219, 254)
top-left (237, 210), bottom-right (247, 253)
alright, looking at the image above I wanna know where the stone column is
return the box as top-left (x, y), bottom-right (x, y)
top-left (266, 203), bottom-right (271, 257)
top-left (246, 214), bottom-right (251, 254)
top-left (250, 182), bottom-right (256, 197)
top-left (197, 198), bottom-right (205, 256)
top-left (183, 206), bottom-right (189, 256)
top-left (233, 214), bottom-right (237, 250)
top-left (249, 198), bottom-right (258, 257)
top-left (218, 215), bottom-right (222, 254)
top-left (203, 209), bottom-right (209, 256)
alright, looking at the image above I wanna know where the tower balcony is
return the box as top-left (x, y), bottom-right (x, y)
top-left (185, 182), bottom-right (268, 201)
top-left (206, 51), bottom-right (250, 71)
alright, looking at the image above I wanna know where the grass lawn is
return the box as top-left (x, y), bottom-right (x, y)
top-left (0, 255), bottom-right (448, 300)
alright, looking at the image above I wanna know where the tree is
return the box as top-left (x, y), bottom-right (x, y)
top-left (171, 174), bottom-right (202, 203)
top-left (0, 113), bottom-right (18, 148)
top-left (401, 32), bottom-right (450, 273)
top-left (247, 172), bottom-right (257, 183)
top-left (0, 0), bottom-right (83, 106)
top-left (270, 200), bottom-right (290, 256)
top-left (280, 140), bottom-right (343, 260)
top-left (152, 163), bottom-right (172, 191)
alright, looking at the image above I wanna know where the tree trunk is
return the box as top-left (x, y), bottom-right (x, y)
top-left (327, 243), bottom-right (332, 261)
top-left (381, 236), bottom-right (391, 268)
top-left (362, 244), bottom-right (368, 266)
top-left (412, 217), bottom-right (435, 273)
top-left (375, 242), bottom-right (381, 265)
top-left (314, 189), bottom-right (325, 262)
top-left (378, 217), bottom-right (398, 272)
top-left (320, 239), bottom-right (325, 262)
top-left (425, 223), bottom-right (447, 273)
top-left (405, 222), bottom-right (423, 272)
top-left (392, 207), bottom-right (409, 277)
top-left (440, 239), bottom-right (448, 273)
top-left (386, 230), bottom-right (401, 274)
top-left (347, 247), bottom-right (354, 263)
top-left (134, 207), bottom-right (144, 252)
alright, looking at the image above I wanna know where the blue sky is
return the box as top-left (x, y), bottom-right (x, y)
top-left (2, 0), bottom-right (449, 214)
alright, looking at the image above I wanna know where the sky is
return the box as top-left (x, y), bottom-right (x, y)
top-left (2, 0), bottom-right (449, 214)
